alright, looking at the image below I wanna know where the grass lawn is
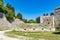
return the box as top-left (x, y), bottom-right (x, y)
top-left (0, 28), bottom-right (6, 31)
top-left (5, 30), bottom-right (60, 40)
top-left (0, 28), bottom-right (9, 31)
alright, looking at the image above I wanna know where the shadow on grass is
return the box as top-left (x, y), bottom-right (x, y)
top-left (53, 31), bottom-right (60, 34)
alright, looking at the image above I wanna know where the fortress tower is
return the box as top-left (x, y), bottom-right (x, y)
top-left (54, 7), bottom-right (60, 28)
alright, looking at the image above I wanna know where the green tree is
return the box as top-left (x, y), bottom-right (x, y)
top-left (6, 3), bottom-right (15, 15)
top-left (17, 13), bottom-right (22, 19)
top-left (6, 3), bottom-right (15, 13)
top-left (46, 13), bottom-right (48, 16)
top-left (0, 0), bottom-right (3, 6)
top-left (6, 3), bottom-right (15, 22)
top-left (36, 17), bottom-right (40, 23)
top-left (50, 13), bottom-right (54, 16)
top-left (6, 3), bottom-right (12, 9)
top-left (43, 13), bottom-right (45, 16)
top-left (22, 19), bottom-right (27, 23)
top-left (0, 0), bottom-right (4, 13)
top-left (43, 13), bottom-right (48, 16)
top-left (0, 7), bottom-right (4, 13)
top-left (28, 19), bottom-right (36, 23)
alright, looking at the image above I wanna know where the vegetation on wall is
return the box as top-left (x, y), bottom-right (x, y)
top-left (0, 0), bottom-right (23, 22)
top-left (0, 0), bottom-right (37, 23)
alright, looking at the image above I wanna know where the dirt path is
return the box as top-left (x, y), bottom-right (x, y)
top-left (0, 30), bottom-right (19, 40)
top-left (0, 30), bottom-right (45, 40)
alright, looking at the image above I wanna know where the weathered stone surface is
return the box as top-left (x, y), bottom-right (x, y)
top-left (54, 7), bottom-right (60, 27)
top-left (0, 13), bottom-right (11, 29)
top-left (0, 12), bottom-right (56, 32)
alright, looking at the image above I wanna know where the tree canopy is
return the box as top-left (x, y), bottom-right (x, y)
top-left (43, 13), bottom-right (48, 16)
top-left (0, 0), bottom-right (3, 6)
top-left (50, 13), bottom-right (54, 16)
top-left (0, 1), bottom-right (15, 22)
top-left (28, 19), bottom-right (36, 23)
top-left (17, 13), bottom-right (22, 19)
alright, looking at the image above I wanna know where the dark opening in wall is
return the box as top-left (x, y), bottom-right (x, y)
top-left (42, 28), bottom-right (44, 30)
top-left (33, 28), bottom-right (35, 30)
top-left (50, 28), bottom-right (51, 30)
top-left (48, 22), bottom-right (50, 24)
top-left (47, 19), bottom-right (48, 21)
top-left (24, 29), bottom-right (26, 30)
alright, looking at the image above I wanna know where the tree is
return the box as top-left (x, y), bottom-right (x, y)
top-left (43, 13), bottom-right (48, 16)
top-left (0, 0), bottom-right (3, 2)
top-left (0, 7), bottom-right (4, 13)
top-left (6, 3), bottom-right (15, 14)
top-left (0, 0), bottom-right (3, 6)
top-left (36, 17), bottom-right (40, 23)
top-left (43, 13), bottom-right (45, 16)
top-left (17, 13), bottom-right (22, 19)
top-left (46, 13), bottom-right (48, 16)
top-left (28, 19), bottom-right (36, 23)
top-left (22, 19), bottom-right (27, 23)
top-left (6, 3), bottom-right (15, 22)
top-left (6, 3), bottom-right (12, 9)
top-left (0, 0), bottom-right (4, 13)
top-left (50, 13), bottom-right (54, 16)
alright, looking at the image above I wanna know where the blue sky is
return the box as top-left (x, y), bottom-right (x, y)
top-left (4, 0), bottom-right (60, 20)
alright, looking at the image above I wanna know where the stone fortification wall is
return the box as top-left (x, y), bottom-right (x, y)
top-left (0, 13), bottom-right (11, 30)
top-left (14, 23), bottom-right (55, 32)
top-left (0, 13), bottom-right (55, 31)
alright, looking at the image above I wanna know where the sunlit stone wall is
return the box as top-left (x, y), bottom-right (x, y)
top-left (0, 13), bottom-right (11, 29)
top-left (14, 23), bottom-right (55, 32)
top-left (0, 12), bottom-right (55, 31)
top-left (54, 7), bottom-right (60, 27)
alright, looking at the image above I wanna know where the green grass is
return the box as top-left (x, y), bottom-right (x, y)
top-left (0, 28), bottom-right (6, 31)
top-left (0, 28), bottom-right (3, 31)
top-left (0, 27), bottom-right (9, 31)
top-left (5, 30), bottom-right (60, 40)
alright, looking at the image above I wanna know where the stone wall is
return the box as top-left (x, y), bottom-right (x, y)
top-left (0, 12), bottom-right (55, 32)
top-left (14, 23), bottom-right (55, 32)
top-left (40, 16), bottom-right (54, 27)
top-left (0, 13), bottom-right (11, 30)
top-left (54, 7), bottom-right (60, 27)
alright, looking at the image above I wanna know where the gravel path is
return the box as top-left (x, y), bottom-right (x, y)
top-left (0, 30), bottom-right (19, 40)
top-left (0, 30), bottom-right (45, 40)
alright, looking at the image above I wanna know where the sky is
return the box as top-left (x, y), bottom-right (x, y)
top-left (3, 0), bottom-right (60, 20)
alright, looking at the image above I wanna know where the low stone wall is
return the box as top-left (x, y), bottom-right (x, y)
top-left (13, 23), bottom-right (55, 32)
